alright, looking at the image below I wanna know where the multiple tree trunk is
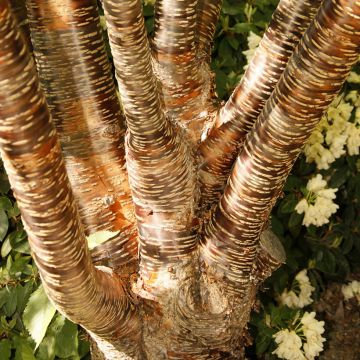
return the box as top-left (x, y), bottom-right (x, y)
top-left (0, 0), bottom-right (359, 358)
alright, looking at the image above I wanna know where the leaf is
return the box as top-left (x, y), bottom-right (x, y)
top-left (0, 339), bottom-right (11, 360)
top-left (0, 209), bottom-right (9, 242)
top-left (23, 285), bottom-right (56, 349)
top-left (86, 230), bottom-right (119, 250)
top-left (315, 249), bottom-right (336, 274)
top-left (13, 336), bottom-right (36, 360)
top-left (2, 286), bottom-right (17, 317)
top-left (54, 318), bottom-right (78, 358)
top-left (36, 314), bottom-right (65, 360)
top-left (288, 212), bottom-right (303, 238)
top-left (0, 287), bottom-right (10, 308)
top-left (0, 196), bottom-right (12, 211)
top-left (271, 215), bottom-right (284, 237)
top-left (1, 235), bottom-right (12, 257)
top-left (256, 333), bottom-right (272, 355)
top-left (232, 22), bottom-right (257, 33)
top-left (0, 174), bottom-right (11, 194)
top-left (279, 194), bottom-right (298, 214)
top-left (329, 166), bottom-right (349, 188)
top-left (16, 281), bottom-right (34, 314)
top-left (227, 36), bottom-right (239, 50)
top-left (78, 337), bottom-right (90, 358)
top-left (283, 175), bottom-right (303, 192)
top-left (9, 230), bottom-right (30, 254)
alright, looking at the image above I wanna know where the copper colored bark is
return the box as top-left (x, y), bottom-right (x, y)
top-left (0, 0), bottom-right (359, 358)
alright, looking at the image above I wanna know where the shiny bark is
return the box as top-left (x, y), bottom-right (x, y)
top-left (198, 0), bottom-right (322, 208)
top-left (26, 0), bottom-right (138, 269)
top-left (0, 0), bottom-right (359, 358)
top-left (0, 2), bottom-right (141, 356)
top-left (201, 0), bottom-right (360, 295)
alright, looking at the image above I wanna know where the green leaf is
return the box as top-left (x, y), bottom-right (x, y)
top-left (0, 174), bottom-right (11, 194)
top-left (0, 196), bottom-right (12, 211)
top-left (227, 36), bottom-right (239, 50)
top-left (0, 209), bottom-right (9, 242)
top-left (279, 194), bottom-right (298, 214)
top-left (2, 286), bottom-right (17, 317)
top-left (222, 1), bottom-right (245, 15)
top-left (9, 230), bottom-right (30, 254)
top-left (1, 235), bottom-right (12, 257)
top-left (78, 337), bottom-right (90, 359)
top-left (271, 215), bottom-right (284, 237)
top-left (16, 281), bottom-right (34, 315)
top-left (283, 176), bottom-right (303, 192)
top-left (288, 212), bottom-right (303, 238)
top-left (13, 336), bottom-right (36, 360)
top-left (55, 318), bottom-right (78, 358)
top-left (23, 285), bottom-right (56, 349)
top-left (256, 333), bottom-right (272, 355)
top-left (0, 287), bottom-right (9, 308)
top-left (86, 230), bottom-right (119, 250)
top-left (10, 256), bottom-right (31, 277)
top-left (0, 339), bottom-right (11, 360)
top-left (315, 249), bottom-right (336, 274)
top-left (329, 166), bottom-right (349, 188)
top-left (36, 314), bottom-right (65, 360)
top-left (7, 202), bottom-right (20, 218)
top-left (232, 22), bottom-right (257, 33)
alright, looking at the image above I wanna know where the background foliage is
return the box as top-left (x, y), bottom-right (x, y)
top-left (0, 0), bottom-right (359, 359)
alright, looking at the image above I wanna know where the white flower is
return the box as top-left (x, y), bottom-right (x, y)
top-left (304, 91), bottom-right (360, 169)
top-left (295, 175), bottom-right (338, 227)
top-left (300, 312), bottom-right (326, 360)
top-left (273, 329), bottom-right (305, 360)
top-left (243, 31), bottom-right (262, 68)
top-left (279, 270), bottom-right (315, 309)
top-left (345, 123), bottom-right (360, 155)
top-left (345, 90), bottom-right (360, 106)
top-left (273, 312), bottom-right (326, 360)
top-left (347, 71), bottom-right (360, 83)
top-left (341, 280), bottom-right (360, 302)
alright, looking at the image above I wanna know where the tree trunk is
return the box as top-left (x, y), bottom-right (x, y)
top-left (0, 0), bottom-right (359, 358)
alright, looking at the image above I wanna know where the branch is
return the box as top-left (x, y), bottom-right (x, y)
top-left (198, 0), bottom-right (322, 208)
top-left (26, 0), bottom-right (137, 267)
top-left (200, 0), bottom-right (360, 295)
top-left (102, 0), bottom-right (197, 286)
top-left (196, 0), bottom-right (223, 56)
top-left (0, 2), bottom-right (141, 353)
top-left (152, 0), bottom-right (206, 125)
top-left (253, 229), bottom-right (285, 284)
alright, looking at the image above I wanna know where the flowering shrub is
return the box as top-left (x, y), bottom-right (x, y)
top-left (0, 1), bottom-right (358, 359)
top-left (295, 175), bottom-right (338, 227)
top-left (342, 280), bottom-right (360, 302)
top-left (304, 91), bottom-right (360, 170)
top-left (278, 270), bottom-right (314, 309)
top-left (272, 312), bottom-right (325, 360)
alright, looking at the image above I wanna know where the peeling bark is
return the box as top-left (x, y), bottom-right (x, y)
top-left (200, 0), bottom-right (360, 296)
top-left (26, 0), bottom-right (138, 267)
top-left (199, 0), bottom-right (322, 208)
top-left (0, 0), bottom-right (359, 358)
top-left (0, 2), bottom-right (141, 354)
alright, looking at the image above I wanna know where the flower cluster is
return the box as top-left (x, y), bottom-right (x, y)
top-left (279, 270), bottom-right (315, 309)
top-left (295, 175), bottom-right (338, 227)
top-left (273, 312), bottom-right (326, 360)
top-left (273, 329), bottom-right (305, 360)
top-left (347, 71), bottom-right (360, 83)
top-left (341, 280), bottom-right (360, 303)
top-left (242, 31), bottom-right (262, 69)
top-left (304, 91), bottom-right (360, 170)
